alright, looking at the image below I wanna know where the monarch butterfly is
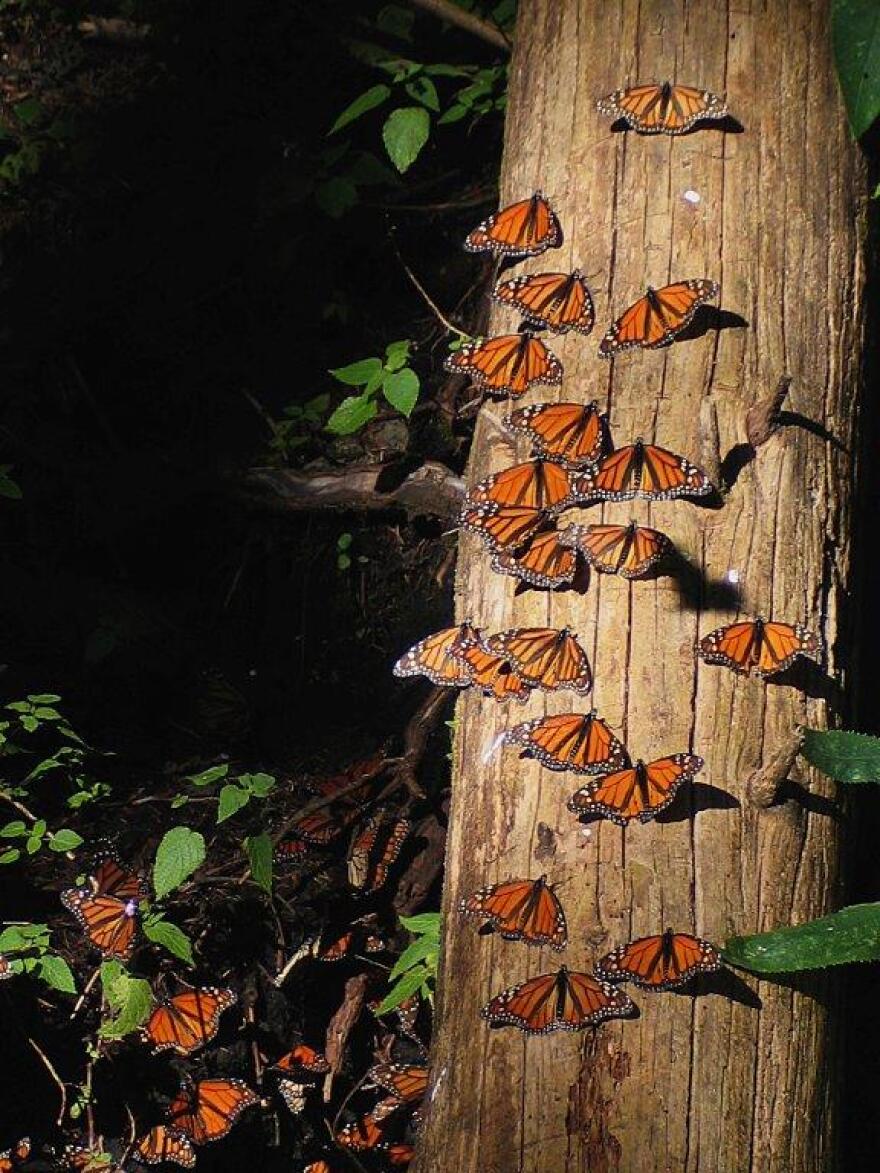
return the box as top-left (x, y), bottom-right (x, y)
top-left (460, 501), bottom-right (555, 554)
top-left (573, 440), bottom-right (712, 503)
top-left (466, 458), bottom-right (576, 513)
top-left (0, 1139), bottom-right (30, 1173)
top-left (274, 836), bottom-right (310, 866)
top-left (493, 270), bottom-right (594, 335)
top-left (504, 710), bottom-right (629, 775)
top-left (167, 1078), bottom-right (258, 1145)
top-left (392, 621), bottom-right (480, 687)
top-left (317, 930), bottom-right (354, 962)
top-left (143, 986), bottom-right (237, 1054)
top-left (367, 1062), bottom-right (429, 1105)
top-left (460, 875), bottom-right (567, 950)
top-left (454, 637), bottom-right (532, 703)
top-left (347, 811), bottom-right (411, 891)
top-left (559, 521), bottom-right (672, 578)
top-left (567, 753), bottom-right (703, 825)
top-left (484, 626), bottom-right (592, 694)
top-left (61, 853), bottom-right (146, 960)
top-left (503, 401), bottom-right (607, 468)
top-left (464, 191), bottom-right (562, 257)
top-left (336, 1112), bottom-right (388, 1151)
top-left (599, 280), bottom-right (718, 356)
top-left (272, 1043), bottom-right (330, 1075)
top-left (491, 528), bottom-right (579, 589)
top-left (132, 1127), bottom-right (195, 1169)
top-left (63, 1143), bottom-right (120, 1172)
top-left (278, 1079), bottom-right (311, 1115)
top-left (598, 81), bottom-right (727, 134)
top-left (445, 333), bottom-right (563, 398)
top-left (287, 802), bottom-right (359, 847)
top-left (481, 966), bottom-right (635, 1034)
top-left (304, 750), bottom-right (388, 797)
top-left (697, 617), bottom-right (822, 677)
top-left (596, 929), bottom-right (722, 990)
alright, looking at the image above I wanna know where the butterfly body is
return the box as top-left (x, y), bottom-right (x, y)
top-left (597, 82), bottom-right (727, 135)
top-left (143, 986), bottom-right (237, 1054)
top-left (465, 191), bottom-right (562, 257)
top-left (460, 874), bottom-right (567, 950)
top-left (61, 854), bottom-right (146, 960)
top-left (484, 626), bottom-right (592, 694)
top-left (492, 270), bottom-right (595, 334)
top-left (596, 929), bottom-right (722, 989)
top-left (573, 440), bottom-right (712, 503)
top-left (560, 521), bottom-right (671, 578)
top-left (697, 617), bottom-right (822, 677)
top-left (481, 965), bottom-right (634, 1034)
top-left (445, 332), bottom-right (563, 398)
top-left (490, 527), bottom-right (579, 589)
top-left (504, 710), bottom-right (629, 774)
top-left (568, 754), bottom-right (702, 824)
top-left (503, 401), bottom-right (606, 468)
top-left (599, 279), bottom-right (718, 356)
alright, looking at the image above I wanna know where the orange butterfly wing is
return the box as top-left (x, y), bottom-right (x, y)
top-left (132, 1127), bottom-right (196, 1169)
top-left (504, 710), bottom-right (629, 774)
top-left (0, 1139), bottom-right (30, 1173)
top-left (493, 270), bottom-right (594, 334)
top-left (503, 401), bottom-right (606, 467)
top-left (491, 528), bottom-right (578, 589)
top-left (347, 811), bottom-right (411, 891)
top-left (698, 618), bottom-right (821, 676)
top-left (393, 621), bottom-right (480, 687)
top-left (467, 459), bottom-right (575, 512)
top-left (568, 754), bottom-right (702, 824)
top-left (61, 856), bottom-right (145, 961)
top-left (168, 1079), bottom-right (257, 1145)
top-left (368, 1062), bottom-right (429, 1104)
top-left (144, 987), bottom-right (237, 1054)
top-left (597, 82), bottom-right (727, 134)
top-left (456, 640), bottom-right (531, 703)
top-left (273, 1043), bottom-right (330, 1074)
top-left (574, 441), bottom-right (712, 502)
top-left (599, 279), bottom-right (718, 355)
top-left (596, 930), bottom-right (721, 989)
top-left (560, 522), bottom-right (671, 577)
top-left (464, 192), bottom-right (561, 257)
top-left (484, 627), bottom-right (592, 694)
top-left (481, 966), bottom-right (633, 1033)
top-left (336, 1112), bottom-right (387, 1151)
top-left (460, 875), bottom-right (567, 949)
top-left (445, 333), bottom-right (563, 398)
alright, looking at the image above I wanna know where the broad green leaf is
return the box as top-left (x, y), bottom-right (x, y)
top-left (20, 716), bottom-right (38, 732)
top-left (0, 847), bottom-right (19, 864)
top-left (405, 76), bottom-right (440, 112)
top-left (0, 922), bottom-right (50, 951)
top-left (382, 368), bottom-right (419, 417)
top-left (375, 966), bottom-right (430, 1015)
top-left (25, 835), bottom-right (41, 854)
top-left (32, 819), bottom-right (46, 837)
top-left (382, 107), bottom-right (430, 173)
top-left (27, 694), bottom-right (61, 704)
top-left (384, 340), bottom-right (411, 371)
top-left (187, 764), bottom-right (229, 787)
top-left (437, 104), bottom-right (469, 126)
top-left (329, 84), bottom-right (391, 134)
top-left (152, 826), bottom-right (205, 900)
top-left (245, 833), bottom-right (273, 894)
top-left (6, 702), bottom-right (33, 713)
top-left (329, 357), bottom-right (383, 387)
top-left (325, 395), bottom-right (379, 436)
top-left (832, 0), bottom-right (880, 137)
top-left (0, 821), bottom-right (27, 837)
top-left (143, 917), bottom-right (195, 965)
top-left (170, 794), bottom-right (189, 809)
top-left (399, 912), bottom-right (441, 935)
top-left (99, 960), bottom-right (152, 1036)
top-left (424, 64), bottom-right (473, 79)
top-left (37, 954), bottom-right (76, 994)
top-left (241, 771), bottom-right (276, 797)
top-left (389, 934), bottom-right (437, 980)
top-left (723, 903), bottom-right (880, 973)
top-left (800, 727), bottom-right (880, 782)
top-left (217, 784), bottom-right (251, 823)
top-left (48, 828), bottom-right (84, 852)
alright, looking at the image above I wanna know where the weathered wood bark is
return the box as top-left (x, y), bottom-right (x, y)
top-left (415, 3), bottom-right (867, 1171)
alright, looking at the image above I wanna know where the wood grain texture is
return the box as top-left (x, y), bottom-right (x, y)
top-left (412, 2), bottom-right (867, 1171)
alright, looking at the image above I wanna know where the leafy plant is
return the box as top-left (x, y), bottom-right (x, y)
top-left (832, 0), bottom-right (880, 139)
top-left (99, 959), bottom-right (153, 1040)
top-left (799, 727), bottom-right (880, 783)
top-left (724, 903), bottom-right (880, 973)
top-left (326, 340), bottom-right (420, 435)
top-left (176, 764), bottom-right (276, 824)
top-left (267, 393), bottom-right (331, 459)
top-left (376, 911), bottom-right (439, 1013)
top-left (0, 922), bottom-right (77, 993)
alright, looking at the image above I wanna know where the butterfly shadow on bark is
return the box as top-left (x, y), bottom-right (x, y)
top-left (673, 304), bottom-right (749, 345)
top-left (668, 966), bottom-right (761, 1009)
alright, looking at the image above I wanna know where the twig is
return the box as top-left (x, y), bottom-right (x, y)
top-left (388, 234), bottom-right (472, 339)
top-left (746, 727), bottom-right (805, 807)
top-left (323, 973), bottom-right (369, 1096)
top-left (69, 965), bottom-right (101, 1020)
top-left (0, 792), bottom-right (39, 823)
top-left (383, 687), bottom-right (453, 798)
top-left (746, 375), bottom-right (793, 448)
top-left (28, 1036), bottom-right (67, 1125)
top-left (403, 0), bottom-right (511, 51)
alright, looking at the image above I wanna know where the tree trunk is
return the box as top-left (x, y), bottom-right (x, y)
top-left (415, 2), bottom-right (867, 1171)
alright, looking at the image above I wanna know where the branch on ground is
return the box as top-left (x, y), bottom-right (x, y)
top-left (404, 0), bottom-right (511, 52)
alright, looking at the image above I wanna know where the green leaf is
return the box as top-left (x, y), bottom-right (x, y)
top-left (36, 954), bottom-right (76, 994)
top-left (142, 917), bottom-right (195, 965)
top-left (48, 828), bottom-right (84, 852)
top-left (382, 107), bottom-right (430, 173)
top-left (98, 960), bottom-right (152, 1037)
top-left (217, 783), bottom-right (251, 823)
top-left (0, 922), bottom-right (50, 951)
top-left (389, 934), bottom-right (438, 980)
top-left (170, 794), bottom-right (189, 809)
top-left (329, 84), bottom-right (392, 134)
top-left (832, 0), bottom-right (880, 137)
top-left (186, 764), bottom-right (229, 787)
top-left (723, 903), bottom-right (880, 973)
top-left (382, 368), bottom-right (420, 417)
top-left (800, 727), bottom-right (880, 782)
top-left (437, 104), bottom-right (469, 125)
top-left (325, 395), bottom-right (379, 436)
top-left (20, 716), bottom-right (38, 732)
top-left (0, 848), bottom-right (21, 864)
top-left (27, 694), bottom-right (61, 704)
top-left (25, 835), bottom-right (42, 854)
top-left (241, 771), bottom-right (276, 797)
top-left (405, 76), bottom-right (440, 112)
top-left (399, 912), bottom-right (441, 936)
top-left (152, 826), bottom-right (205, 900)
top-left (375, 966), bottom-right (429, 1015)
top-left (245, 833), bottom-right (273, 894)
top-left (0, 821), bottom-right (28, 838)
top-left (329, 357), bottom-right (383, 387)
top-left (32, 819), bottom-right (46, 837)
top-left (384, 340), bottom-right (411, 372)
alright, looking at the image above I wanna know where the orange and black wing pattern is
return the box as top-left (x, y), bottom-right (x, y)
top-left (460, 875), bottom-right (567, 950)
top-left (132, 1127), bottom-right (196, 1169)
top-left (459, 501), bottom-right (553, 554)
top-left (481, 966), bottom-right (634, 1034)
top-left (61, 853), bottom-right (145, 961)
top-left (464, 191), bottom-right (562, 257)
top-left (466, 459), bottom-right (576, 512)
top-left (503, 401), bottom-right (606, 468)
top-left (493, 270), bottom-right (594, 334)
top-left (596, 929), bottom-right (722, 990)
top-left (567, 754), bottom-right (703, 825)
top-left (455, 638), bottom-right (532, 703)
top-left (347, 811), bottom-right (411, 891)
top-left (484, 627), bottom-right (592, 695)
top-left (573, 441), bottom-right (712, 503)
top-left (504, 710), bottom-right (629, 775)
top-left (336, 1112), bottom-right (388, 1152)
top-left (367, 1062), bottom-right (429, 1105)
top-left (697, 617), bottom-right (822, 677)
top-left (445, 333), bottom-right (563, 398)
top-left (598, 82), bottom-right (727, 134)
top-left (143, 986), bottom-right (237, 1054)
top-left (491, 528), bottom-right (579, 590)
top-left (392, 620), bottom-right (480, 687)
top-left (167, 1078), bottom-right (258, 1145)
top-left (560, 521), bottom-right (671, 578)
top-left (0, 1139), bottom-right (30, 1173)
top-left (599, 279), bottom-right (718, 356)
top-left (272, 1043), bottom-right (330, 1074)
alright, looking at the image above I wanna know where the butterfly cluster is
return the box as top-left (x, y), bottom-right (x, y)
top-left (393, 79), bottom-right (825, 1036)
